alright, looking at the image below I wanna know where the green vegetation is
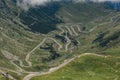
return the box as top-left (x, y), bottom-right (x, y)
top-left (0, 0), bottom-right (120, 80)
top-left (103, 46), bottom-right (120, 56)
top-left (57, 2), bottom-right (110, 23)
top-left (0, 75), bottom-right (6, 80)
top-left (31, 54), bottom-right (120, 80)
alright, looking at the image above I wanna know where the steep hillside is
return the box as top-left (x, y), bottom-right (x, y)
top-left (0, 0), bottom-right (120, 80)
top-left (19, 2), bottom-right (62, 34)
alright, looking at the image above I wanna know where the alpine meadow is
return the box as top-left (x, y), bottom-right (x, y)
top-left (0, 0), bottom-right (120, 80)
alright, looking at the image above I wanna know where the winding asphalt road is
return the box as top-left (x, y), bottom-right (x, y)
top-left (25, 37), bottom-right (63, 67)
top-left (65, 31), bottom-right (71, 52)
top-left (1, 13), bottom-right (120, 80)
top-left (25, 38), bottom-right (47, 67)
top-left (70, 26), bottom-right (79, 36)
top-left (23, 53), bottom-right (108, 80)
top-left (65, 26), bottom-right (73, 35)
top-left (0, 70), bottom-right (16, 80)
top-left (76, 25), bottom-right (81, 32)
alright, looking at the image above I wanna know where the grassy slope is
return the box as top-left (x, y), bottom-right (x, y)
top-left (56, 2), bottom-right (120, 56)
top-left (0, 75), bottom-right (6, 80)
top-left (57, 2), bottom-right (111, 23)
top-left (31, 54), bottom-right (120, 80)
top-left (30, 3), bottom-right (120, 79)
top-left (0, 0), bottom-right (53, 73)
top-left (0, 1), bottom-right (120, 79)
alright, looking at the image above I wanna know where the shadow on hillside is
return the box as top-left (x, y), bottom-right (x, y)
top-left (20, 2), bottom-right (62, 34)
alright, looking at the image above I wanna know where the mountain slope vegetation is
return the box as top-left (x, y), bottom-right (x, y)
top-left (0, 0), bottom-right (120, 80)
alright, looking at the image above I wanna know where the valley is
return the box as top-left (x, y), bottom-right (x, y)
top-left (0, 0), bottom-right (120, 80)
